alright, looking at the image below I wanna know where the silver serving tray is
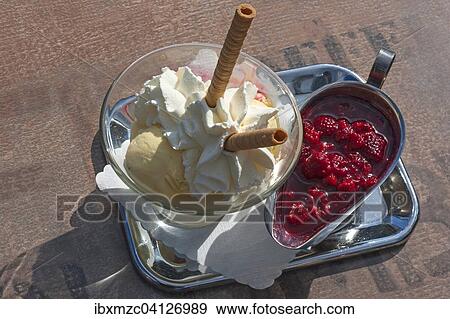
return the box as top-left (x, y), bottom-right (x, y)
top-left (117, 64), bottom-right (420, 292)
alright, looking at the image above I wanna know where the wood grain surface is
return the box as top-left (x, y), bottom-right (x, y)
top-left (0, 0), bottom-right (449, 298)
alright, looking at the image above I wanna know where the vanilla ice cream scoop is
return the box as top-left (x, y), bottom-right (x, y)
top-left (125, 125), bottom-right (188, 197)
top-left (128, 65), bottom-right (280, 195)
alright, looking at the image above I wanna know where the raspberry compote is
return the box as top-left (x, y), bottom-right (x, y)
top-left (274, 96), bottom-right (395, 248)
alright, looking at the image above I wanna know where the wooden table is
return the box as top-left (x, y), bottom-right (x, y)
top-left (1, 0), bottom-right (449, 298)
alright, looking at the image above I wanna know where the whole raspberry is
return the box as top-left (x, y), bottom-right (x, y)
top-left (362, 175), bottom-right (379, 189)
top-left (352, 120), bottom-right (375, 133)
top-left (302, 151), bottom-right (331, 179)
top-left (327, 152), bottom-right (345, 164)
top-left (337, 178), bottom-right (358, 192)
top-left (289, 202), bottom-right (306, 215)
top-left (324, 173), bottom-right (338, 186)
top-left (362, 162), bottom-right (372, 174)
top-left (362, 132), bottom-right (387, 162)
top-left (333, 161), bottom-right (351, 177)
top-left (335, 119), bottom-right (354, 142)
top-left (348, 152), bottom-right (372, 174)
top-left (348, 132), bottom-right (365, 150)
top-left (348, 168), bottom-right (364, 187)
top-left (314, 141), bottom-right (335, 152)
top-left (319, 202), bottom-right (331, 216)
top-left (327, 153), bottom-right (349, 177)
top-left (299, 145), bottom-right (312, 163)
top-left (303, 119), bottom-right (314, 131)
top-left (313, 115), bottom-right (338, 136)
top-left (303, 120), bottom-right (322, 145)
top-left (307, 186), bottom-right (327, 200)
top-left (285, 202), bottom-right (311, 226)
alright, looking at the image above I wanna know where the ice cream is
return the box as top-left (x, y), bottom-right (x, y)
top-left (125, 125), bottom-right (188, 197)
top-left (125, 66), bottom-right (280, 195)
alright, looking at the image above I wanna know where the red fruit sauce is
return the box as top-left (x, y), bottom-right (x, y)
top-left (274, 96), bottom-right (394, 248)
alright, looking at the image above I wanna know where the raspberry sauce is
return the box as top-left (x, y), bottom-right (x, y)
top-left (274, 95), bottom-right (394, 248)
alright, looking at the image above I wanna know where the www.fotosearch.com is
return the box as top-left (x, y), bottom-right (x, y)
top-left (92, 301), bottom-right (355, 316)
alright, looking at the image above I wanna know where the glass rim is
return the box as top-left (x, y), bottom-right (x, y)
top-left (100, 42), bottom-right (303, 215)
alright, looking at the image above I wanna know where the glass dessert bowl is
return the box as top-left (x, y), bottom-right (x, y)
top-left (100, 43), bottom-right (302, 226)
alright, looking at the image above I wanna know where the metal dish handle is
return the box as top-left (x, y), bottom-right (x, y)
top-left (367, 48), bottom-right (396, 89)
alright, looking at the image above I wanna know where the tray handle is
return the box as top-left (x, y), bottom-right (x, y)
top-left (367, 48), bottom-right (396, 89)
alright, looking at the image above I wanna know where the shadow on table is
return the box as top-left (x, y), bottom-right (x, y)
top-left (0, 131), bottom-right (401, 298)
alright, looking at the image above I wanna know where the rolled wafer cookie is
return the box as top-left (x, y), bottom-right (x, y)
top-left (224, 128), bottom-right (288, 152)
top-left (205, 3), bottom-right (256, 107)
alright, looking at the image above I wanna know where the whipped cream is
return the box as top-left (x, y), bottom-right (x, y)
top-left (133, 66), bottom-right (279, 194)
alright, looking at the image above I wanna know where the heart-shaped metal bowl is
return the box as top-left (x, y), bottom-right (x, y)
top-left (265, 49), bottom-right (406, 250)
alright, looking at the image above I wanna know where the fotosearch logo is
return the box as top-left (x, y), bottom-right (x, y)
top-left (56, 190), bottom-right (407, 225)
top-left (56, 192), bottom-right (262, 225)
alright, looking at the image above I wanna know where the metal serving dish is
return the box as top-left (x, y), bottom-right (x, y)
top-left (115, 63), bottom-right (419, 291)
top-left (266, 49), bottom-right (406, 250)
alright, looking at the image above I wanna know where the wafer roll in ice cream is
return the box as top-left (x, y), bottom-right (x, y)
top-left (224, 128), bottom-right (288, 152)
top-left (205, 4), bottom-right (256, 107)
